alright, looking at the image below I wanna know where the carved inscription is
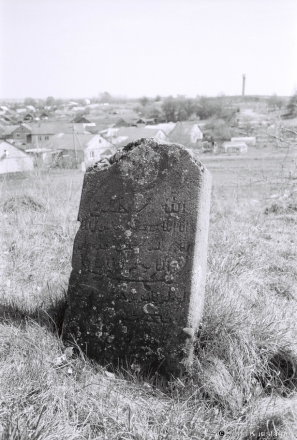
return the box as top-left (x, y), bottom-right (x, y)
top-left (164, 197), bottom-right (186, 214)
top-left (114, 283), bottom-right (186, 305)
top-left (74, 194), bottom-right (190, 287)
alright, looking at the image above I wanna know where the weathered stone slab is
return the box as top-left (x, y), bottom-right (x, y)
top-left (63, 138), bottom-right (212, 375)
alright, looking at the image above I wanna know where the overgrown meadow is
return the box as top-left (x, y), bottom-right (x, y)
top-left (0, 146), bottom-right (297, 439)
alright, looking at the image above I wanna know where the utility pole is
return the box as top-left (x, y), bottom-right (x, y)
top-left (73, 123), bottom-right (77, 165)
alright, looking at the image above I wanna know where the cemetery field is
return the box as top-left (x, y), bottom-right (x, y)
top-left (0, 147), bottom-right (297, 439)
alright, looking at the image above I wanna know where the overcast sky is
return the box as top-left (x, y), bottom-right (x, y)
top-left (0, 0), bottom-right (296, 100)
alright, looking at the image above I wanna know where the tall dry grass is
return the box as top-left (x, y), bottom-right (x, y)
top-left (0, 157), bottom-right (296, 439)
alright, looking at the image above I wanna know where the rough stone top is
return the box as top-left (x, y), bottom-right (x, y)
top-left (88, 137), bottom-right (203, 172)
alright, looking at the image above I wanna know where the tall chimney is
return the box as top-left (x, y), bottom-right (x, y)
top-left (242, 74), bottom-right (246, 96)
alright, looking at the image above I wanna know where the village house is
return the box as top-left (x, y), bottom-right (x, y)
top-left (84, 135), bottom-right (116, 166)
top-left (1, 124), bottom-right (32, 145)
top-left (50, 133), bottom-right (114, 167)
top-left (169, 121), bottom-right (203, 146)
top-left (0, 125), bottom-right (18, 140)
top-left (38, 112), bottom-right (50, 120)
top-left (31, 124), bottom-right (57, 145)
top-left (0, 140), bottom-right (34, 174)
top-left (23, 113), bottom-right (34, 122)
top-left (29, 122), bottom-right (91, 146)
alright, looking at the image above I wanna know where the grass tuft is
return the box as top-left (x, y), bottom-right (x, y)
top-left (2, 194), bottom-right (46, 213)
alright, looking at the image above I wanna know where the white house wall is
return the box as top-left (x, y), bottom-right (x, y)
top-left (0, 142), bottom-right (34, 174)
top-left (190, 125), bottom-right (203, 143)
top-left (84, 135), bottom-right (116, 165)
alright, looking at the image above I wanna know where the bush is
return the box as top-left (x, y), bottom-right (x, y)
top-left (204, 117), bottom-right (233, 141)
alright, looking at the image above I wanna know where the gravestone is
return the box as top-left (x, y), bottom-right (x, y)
top-left (63, 138), bottom-right (212, 375)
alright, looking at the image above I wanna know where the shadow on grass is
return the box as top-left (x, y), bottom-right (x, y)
top-left (0, 289), bottom-right (68, 337)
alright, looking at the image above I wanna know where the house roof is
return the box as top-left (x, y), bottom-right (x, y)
top-left (115, 127), bottom-right (166, 146)
top-left (29, 122), bottom-right (90, 135)
top-left (3, 125), bottom-right (20, 135)
top-left (117, 127), bottom-right (162, 138)
top-left (0, 140), bottom-right (14, 148)
top-left (171, 121), bottom-right (202, 135)
top-left (114, 117), bottom-right (138, 127)
top-left (137, 118), bottom-right (156, 124)
top-left (145, 122), bottom-right (176, 135)
top-left (86, 126), bottom-right (100, 134)
top-left (114, 118), bottom-right (130, 127)
top-left (0, 140), bottom-right (31, 155)
top-left (1, 116), bottom-right (15, 123)
top-left (87, 134), bottom-right (112, 146)
top-left (30, 123), bottom-right (66, 135)
top-left (71, 116), bottom-right (91, 123)
top-left (20, 123), bottom-right (32, 131)
top-left (51, 133), bottom-right (97, 151)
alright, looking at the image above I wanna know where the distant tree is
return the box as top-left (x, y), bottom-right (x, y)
top-left (268, 94), bottom-right (284, 110)
top-left (285, 92), bottom-right (297, 118)
top-left (24, 97), bottom-right (36, 106)
top-left (55, 98), bottom-right (64, 107)
top-left (196, 97), bottom-right (221, 119)
top-left (162, 98), bottom-right (176, 122)
top-left (45, 96), bottom-right (55, 106)
top-left (240, 116), bottom-right (254, 135)
top-left (205, 117), bottom-right (232, 141)
top-left (155, 95), bottom-right (161, 102)
top-left (133, 105), bottom-right (142, 114)
top-left (184, 99), bottom-right (197, 119)
top-left (140, 96), bottom-right (149, 107)
top-left (219, 108), bottom-right (238, 125)
top-left (175, 100), bottom-right (188, 121)
top-left (147, 106), bottom-right (161, 120)
top-left (99, 92), bottom-right (112, 103)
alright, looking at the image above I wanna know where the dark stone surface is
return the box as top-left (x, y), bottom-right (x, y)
top-left (63, 138), bottom-right (212, 375)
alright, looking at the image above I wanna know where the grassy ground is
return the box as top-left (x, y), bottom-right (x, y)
top-left (0, 146), bottom-right (297, 439)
